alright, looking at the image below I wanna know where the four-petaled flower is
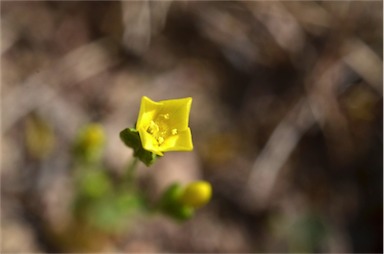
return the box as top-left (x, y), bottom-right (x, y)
top-left (136, 96), bottom-right (193, 156)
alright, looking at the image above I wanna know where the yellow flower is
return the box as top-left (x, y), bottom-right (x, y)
top-left (180, 181), bottom-right (212, 208)
top-left (136, 96), bottom-right (193, 156)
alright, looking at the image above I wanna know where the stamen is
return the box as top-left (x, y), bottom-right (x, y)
top-left (159, 113), bottom-right (170, 120)
top-left (171, 129), bottom-right (178, 135)
top-left (147, 121), bottom-right (159, 134)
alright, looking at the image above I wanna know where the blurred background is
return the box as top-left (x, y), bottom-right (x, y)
top-left (1, 1), bottom-right (383, 253)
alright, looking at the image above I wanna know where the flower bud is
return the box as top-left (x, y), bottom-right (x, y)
top-left (180, 181), bottom-right (212, 208)
top-left (75, 123), bottom-right (105, 162)
top-left (80, 124), bottom-right (105, 149)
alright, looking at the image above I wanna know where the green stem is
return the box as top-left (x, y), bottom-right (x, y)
top-left (124, 157), bottom-right (139, 189)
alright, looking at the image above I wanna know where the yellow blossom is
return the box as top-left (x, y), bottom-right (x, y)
top-left (180, 181), bottom-right (212, 208)
top-left (136, 96), bottom-right (193, 156)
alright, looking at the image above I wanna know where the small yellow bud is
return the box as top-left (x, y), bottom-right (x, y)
top-left (180, 181), bottom-right (212, 208)
top-left (75, 123), bottom-right (106, 162)
top-left (81, 124), bottom-right (105, 149)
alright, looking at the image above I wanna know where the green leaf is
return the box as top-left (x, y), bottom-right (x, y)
top-left (85, 192), bottom-right (145, 233)
top-left (78, 169), bottom-right (112, 199)
top-left (87, 197), bottom-right (121, 232)
top-left (120, 128), bottom-right (159, 166)
top-left (115, 192), bottom-right (146, 216)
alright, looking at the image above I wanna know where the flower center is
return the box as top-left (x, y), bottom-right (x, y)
top-left (146, 113), bottom-right (178, 146)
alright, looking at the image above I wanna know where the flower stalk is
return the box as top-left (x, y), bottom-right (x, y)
top-left (123, 157), bottom-right (139, 189)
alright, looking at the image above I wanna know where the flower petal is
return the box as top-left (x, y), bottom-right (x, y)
top-left (157, 97), bottom-right (192, 130)
top-left (136, 96), bottom-right (162, 130)
top-left (161, 128), bottom-right (193, 152)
